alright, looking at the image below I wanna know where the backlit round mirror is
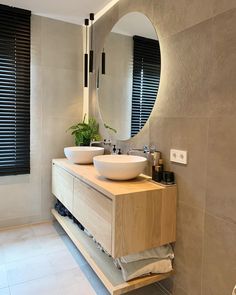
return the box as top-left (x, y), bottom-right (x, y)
top-left (97, 12), bottom-right (161, 141)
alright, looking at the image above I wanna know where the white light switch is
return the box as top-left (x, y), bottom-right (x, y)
top-left (170, 149), bottom-right (188, 164)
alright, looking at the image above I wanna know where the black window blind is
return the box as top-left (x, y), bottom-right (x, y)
top-left (0, 4), bottom-right (31, 176)
top-left (131, 35), bottom-right (161, 137)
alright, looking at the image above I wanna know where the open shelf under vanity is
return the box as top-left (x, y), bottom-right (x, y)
top-left (52, 209), bottom-right (173, 295)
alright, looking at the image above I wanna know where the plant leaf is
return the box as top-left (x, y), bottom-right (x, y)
top-left (104, 123), bottom-right (117, 133)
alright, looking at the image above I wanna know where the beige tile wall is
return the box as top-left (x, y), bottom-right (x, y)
top-left (0, 15), bottom-right (83, 227)
top-left (91, 1), bottom-right (236, 294)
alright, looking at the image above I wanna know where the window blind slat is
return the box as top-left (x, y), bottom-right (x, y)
top-left (131, 35), bottom-right (161, 137)
top-left (0, 4), bottom-right (31, 176)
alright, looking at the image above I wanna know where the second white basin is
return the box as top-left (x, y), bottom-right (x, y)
top-left (64, 146), bottom-right (104, 164)
top-left (93, 155), bottom-right (147, 180)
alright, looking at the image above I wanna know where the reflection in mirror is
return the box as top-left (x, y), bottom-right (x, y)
top-left (97, 12), bottom-right (161, 141)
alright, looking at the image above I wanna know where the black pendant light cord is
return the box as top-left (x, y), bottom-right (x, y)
top-left (84, 18), bottom-right (89, 87)
top-left (89, 13), bottom-right (94, 73)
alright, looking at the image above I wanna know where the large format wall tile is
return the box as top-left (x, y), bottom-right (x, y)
top-left (41, 17), bottom-right (83, 70)
top-left (173, 202), bottom-right (204, 295)
top-left (208, 9), bottom-right (236, 117)
top-left (202, 214), bottom-right (236, 295)
top-left (153, 0), bottom-right (214, 39)
top-left (154, 18), bottom-right (213, 118)
top-left (171, 285), bottom-right (189, 295)
top-left (42, 68), bottom-right (83, 118)
top-left (213, 0), bottom-right (236, 16)
top-left (31, 15), bottom-right (42, 66)
top-left (149, 117), bottom-right (208, 210)
top-left (206, 116), bottom-right (236, 224)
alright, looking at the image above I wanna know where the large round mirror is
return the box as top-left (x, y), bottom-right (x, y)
top-left (97, 12), bottom-right (161, 141)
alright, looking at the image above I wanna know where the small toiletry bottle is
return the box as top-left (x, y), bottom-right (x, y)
top-left (152, 152), bottom-right (162, 181)
top-left (118, 148), bottom-right (122, 155)
top-left (152, 165), bottom-right (163, 182)
top-left (155, 165), bottom-right (163, 182)
top-left (152, 158), bottom-right (164, 182)
top-left (158, 158), bottom-right (164, 171)
top-left (153, 151), bottom-right (161, 166)
top-left (152, 166), bottom-right (157, 180)
top-left (162, 171), bottom-right (175, 185)
top-left (151, 153), bottom-right (156, 180)
top-left (112, 145), bottom-right (116, 154)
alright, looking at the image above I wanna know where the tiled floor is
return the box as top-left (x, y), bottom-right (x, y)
top-left (0, 222), bottom-right (166, 295)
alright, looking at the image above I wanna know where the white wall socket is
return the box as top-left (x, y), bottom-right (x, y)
top-left (170, 149), bottom-right (188, 164)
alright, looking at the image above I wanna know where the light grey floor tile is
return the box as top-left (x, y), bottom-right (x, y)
top-left (0, 227), bottom-right (35, 245)
top-left (0, 248), bottom-right (5, 266)
top-left (6, 254), bottom-right (53, 285)
top-left (31, 222), bottom-right (66, 237)
top-left (10, 273), bottom-right (59, 295)
top-left (0, 265), bottom-right (7, 289)
top-left (10, 268), bottom-right (93, 295)
top-left (60, 234), bottom-right (88, 267)
top-left (38, 233), bottom-right (68, 254)
top-left (0, 288), bottom-right (10, 295)
top-left (2, 237), bottom-right (43, 263)
top-left (47, 249), bottom-right (79, 273)
top-left (55, 269), bottom-right (96, 295)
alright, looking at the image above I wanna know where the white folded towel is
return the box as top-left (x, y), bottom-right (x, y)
top-left (114, 244), bottom-right (174, 281)
top-left (119, 244), bottom-right (174, 264)
top-left (116, 257), bottom-right (173, 281)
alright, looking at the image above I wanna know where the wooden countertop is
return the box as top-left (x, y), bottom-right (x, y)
top-left (53, 159), bottom-right (166, 199)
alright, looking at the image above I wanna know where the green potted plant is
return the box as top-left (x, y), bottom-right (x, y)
top-left (68, 115), bottom-right (101, 146)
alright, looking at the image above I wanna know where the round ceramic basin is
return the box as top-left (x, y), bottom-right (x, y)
top-left (93, 155), bottom-right (147, 180)
top-left (64, 146), bottom-right (104, 164)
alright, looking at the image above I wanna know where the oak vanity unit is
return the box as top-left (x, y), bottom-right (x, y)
top-left (52, 159), bottom-right (177, 294)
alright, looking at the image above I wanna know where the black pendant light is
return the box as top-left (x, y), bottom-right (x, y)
top-left (89, 13), bottom-right (94, 73)
top-left (97, 68), bottom-right (100, 89)
top-left (84, 18), bottom-right (89, 87)
top-left (102, 48), bottom-right (106, 75)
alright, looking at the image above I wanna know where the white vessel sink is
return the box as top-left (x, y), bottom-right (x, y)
top-left (64, 146), bottom-right (104, 164)
top-left (93, 155), bottom-right (147, 180)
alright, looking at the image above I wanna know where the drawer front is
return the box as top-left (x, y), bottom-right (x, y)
top-left (73, 178), bottom-right (112, 254)
top-left (52, 164), bottom-right (73, 212)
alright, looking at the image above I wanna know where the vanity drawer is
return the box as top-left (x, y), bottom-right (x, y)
top-left (52, 165), bottom-right (74, 212)
top-left (73, 178), bottom-right (112, 254)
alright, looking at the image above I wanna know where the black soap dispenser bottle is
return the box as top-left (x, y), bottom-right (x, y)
top-left (152, 158), bottom-right (164, 183)
top-left (112, 145), bottom-right (117, 154)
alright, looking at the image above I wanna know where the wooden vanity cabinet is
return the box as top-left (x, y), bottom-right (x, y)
top-left (112, 187), bottom-right (176, 257)
top-left (52, 163), bottom-right (73, 212)
top-left (73, 177), bottom-right (113, 254)
top-left (52, 159), bottom-right (177, 294)
top-left (52, 159), bottom-right (176, 258)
